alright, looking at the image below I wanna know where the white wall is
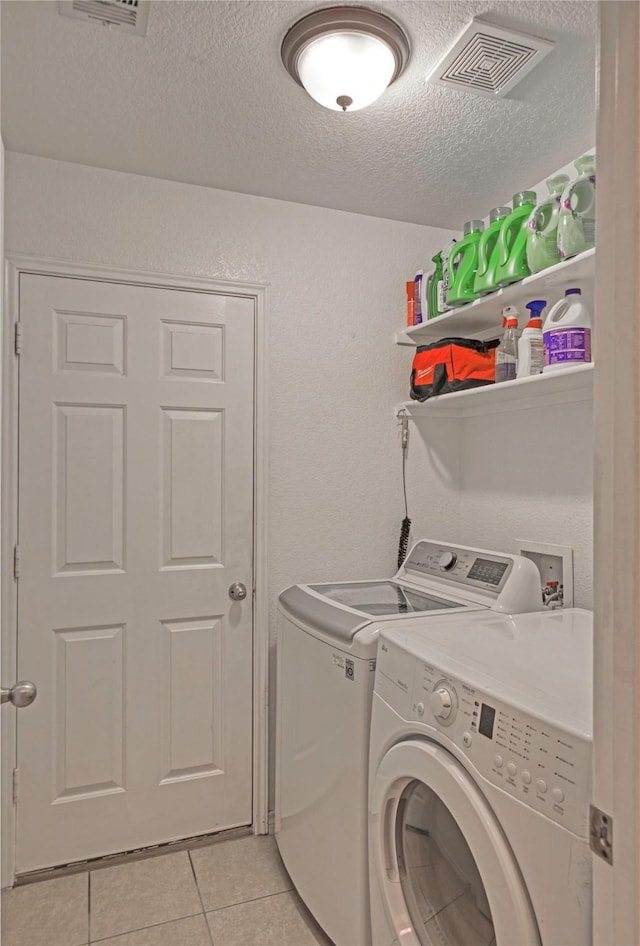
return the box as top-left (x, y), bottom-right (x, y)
top-left (4, 152), bottom-right (593, 830)
top-left (401, 150), bottom-right (596, 609)
top-left (403, 403), bottom-right (593, 607)
top-left (4, 153), bottom-right (456, 585)
top-left (4, 152), bottom-right (456, 812)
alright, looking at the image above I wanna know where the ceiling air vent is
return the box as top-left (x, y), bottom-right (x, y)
top-left (58, 0), bottom-right (150, 36)
top-left (427, 19), bottom-right (554, 98)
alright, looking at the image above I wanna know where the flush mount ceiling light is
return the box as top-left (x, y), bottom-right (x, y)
top-left (281, 6), bottom-right (410, 112)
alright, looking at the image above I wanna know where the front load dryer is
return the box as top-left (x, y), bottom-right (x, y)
top-left (368, 608), bottom-right (592, 946)
top-left (274, 539), bottom-right (542, 946)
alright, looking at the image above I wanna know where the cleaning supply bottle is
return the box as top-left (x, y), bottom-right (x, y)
top-left (542, 288), bottom-right (592, 372)
top-left (413, 270), bottom-right (424, 324)
top-left (405, 280), bottom-right (415, 326)
top-left (428, 251), bottom-right (444, 319)
top-left (422, 271), bottom-right (432, 323)
top-left (495, 191), bottom-right (537, 287)
top-left (526, 176), bottom-right (570, 274)
top-left (501, 304), bottom-right (520, 328)
top-left (516, 300), bottom-right (546, 378)
top-left (439, 239), bottom-right (458, 314)
top-left (495, 314), bottom-right (519, 383)
top-left (446, 220), bottom-right (484, 307)
top-left (557, 154), bottom-right (596, 260)
top-left (473, 206), bottom-right (510, 296)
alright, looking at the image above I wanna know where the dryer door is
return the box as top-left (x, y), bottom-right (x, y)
top-left (370, 739), bottom-right (541, 946)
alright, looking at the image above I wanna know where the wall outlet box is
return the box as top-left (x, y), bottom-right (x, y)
top-left (516, 540), bottom-right (574, 609)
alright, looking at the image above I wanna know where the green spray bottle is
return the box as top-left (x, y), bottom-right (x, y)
top-left (428, 239), bottom-right (457, 319)
top-left (446, 220), bottom-right (484, 307)
top-left (473, 206), bottom-right (511, 296)
top-left (495, 191), bottom-right (537, 287)
top-left (428, 250), bottom-right (444, 319)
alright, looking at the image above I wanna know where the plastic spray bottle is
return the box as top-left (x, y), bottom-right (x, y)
top-left (495, 314), bottom-right (519, 383)
top-left (516, 300), bottom-right (546, 378)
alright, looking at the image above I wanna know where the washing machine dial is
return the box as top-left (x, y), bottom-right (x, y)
top-left (438, 551), bottom-right (457, 571)
top-left (429, 686), bottom-right (454, 721)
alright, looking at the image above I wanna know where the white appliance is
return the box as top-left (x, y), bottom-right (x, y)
top-left (369, 608), bottom-right (593, 946)
top-left (274, 539), bottom-right (542, 946)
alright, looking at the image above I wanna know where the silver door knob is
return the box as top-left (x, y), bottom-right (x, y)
top-left (1, 681), bottom-right (37, 708)
top-left (229, 582), bottom-right (248, 601)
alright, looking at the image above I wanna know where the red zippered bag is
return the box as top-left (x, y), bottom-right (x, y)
top-left (410, 337), bottom-right (500, 402)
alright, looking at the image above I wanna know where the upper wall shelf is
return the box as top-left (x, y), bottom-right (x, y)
top-left (395, 248), bottom-right (595, 346)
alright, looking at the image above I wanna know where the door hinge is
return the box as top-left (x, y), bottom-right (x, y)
top-left (14, 323), bottom-right (22, 356)
top-left (590, 804), bottom-right (613, 864)
top-left (13, 545), bottom-right (20, 580)
top-left (12, 768), bottom-right (18, 804)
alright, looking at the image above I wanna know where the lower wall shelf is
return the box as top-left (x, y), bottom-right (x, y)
top-left (396, 364), bottom-right (594, 418)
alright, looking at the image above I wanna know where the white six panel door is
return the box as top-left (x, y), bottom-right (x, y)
top-left (15, 275), bottom-right (255, 872)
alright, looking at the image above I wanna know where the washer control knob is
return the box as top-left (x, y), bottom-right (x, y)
top-left (507, 762), bottom-right (517, 777)
top-left (552, 787), bottom-right (565, 803)
top-left (416, 702), bottom-right (425, 717)
top-left (463, 732), bottom-right (472, 748)
top-left (536, 779), bottom-right (548, 794)
top-left (493, 755), bottom-right (503, 768)
top-left (521, 770), bottom-right (532, 785)
top-left (438, 551), bottom-right (457, 571)
top-left (429, 686), bottom-right (453, 720)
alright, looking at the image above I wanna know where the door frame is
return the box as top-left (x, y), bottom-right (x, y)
top-left (593, 4), bottom-right (640, 942)
top-left (1, 254), bottom-right (270, 887)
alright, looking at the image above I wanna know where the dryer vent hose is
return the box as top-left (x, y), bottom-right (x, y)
top-left (398, 516), bottom-right (412, 569)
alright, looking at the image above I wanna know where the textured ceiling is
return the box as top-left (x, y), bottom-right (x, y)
top-left (0, 0), bottom-right (597, 228)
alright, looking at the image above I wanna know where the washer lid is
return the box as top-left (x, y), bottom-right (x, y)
top-left (308, 581), bottom-right (460, 616)
top-left (279, 580), bottom-right (477, 644)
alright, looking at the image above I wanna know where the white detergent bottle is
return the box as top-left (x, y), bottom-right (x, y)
top-left (542, 288), bottom-right (592, 372)
top-left (517, 300), bottom-right (546, 378)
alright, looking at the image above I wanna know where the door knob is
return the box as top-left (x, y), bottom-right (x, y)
top-left (1, 681), bottom-right (37, 708)
top-left (229, 582), bottom-right (248, 601)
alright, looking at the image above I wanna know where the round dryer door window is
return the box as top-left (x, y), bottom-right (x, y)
top-left (370, 739), bottom-right (541, 946)
top-left (397, 779), bottom-right (494, 943)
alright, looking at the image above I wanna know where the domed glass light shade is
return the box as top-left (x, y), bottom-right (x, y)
top-left (281, 7), bottom-right (410, 112)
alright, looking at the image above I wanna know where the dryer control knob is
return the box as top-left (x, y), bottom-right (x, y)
top-left (430, 687), bottom-right (453, 720)
top-left (438, 552), bottom-right (457, 571)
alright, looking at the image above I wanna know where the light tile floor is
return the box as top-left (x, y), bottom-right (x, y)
top-left (1, 835), bottom-right (334, 946)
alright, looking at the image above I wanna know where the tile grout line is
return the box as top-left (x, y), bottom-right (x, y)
top-left (89, 910), bottom-right (207, 944)
top-left (204, 885), bottom-right (294, 914)
top-left (187, 850), bottom-right (215, 946)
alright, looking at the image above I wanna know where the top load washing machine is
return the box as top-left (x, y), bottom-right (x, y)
top-left (275, 539), bottom-right (542, 946)
top-left (369, 608), bottom-right (593, 946)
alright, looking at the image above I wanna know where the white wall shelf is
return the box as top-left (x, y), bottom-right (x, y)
top-left (395, 247), bottom-right (595, 346)
top-left (396, 364), bottom-right (593, 418)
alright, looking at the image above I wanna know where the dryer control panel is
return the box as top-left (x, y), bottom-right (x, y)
top-left (409, 661), bottom-right (592, 839)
